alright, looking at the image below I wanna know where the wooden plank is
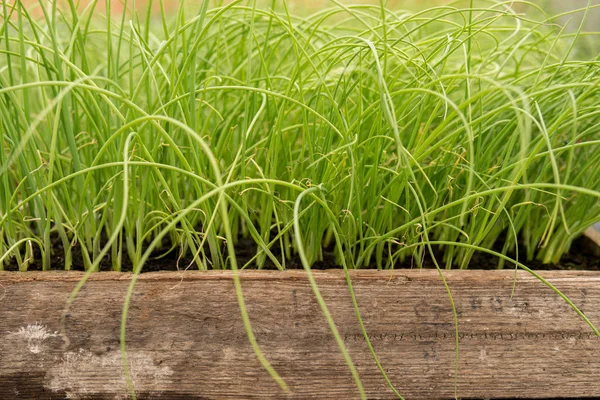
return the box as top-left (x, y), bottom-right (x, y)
top-left (0, 269), bottom-right (599, 399)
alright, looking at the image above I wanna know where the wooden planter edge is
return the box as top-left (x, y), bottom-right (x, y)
top-left (1, 269), bottom-right (599, 399)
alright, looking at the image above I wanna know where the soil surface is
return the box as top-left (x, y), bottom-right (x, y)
top-left (3, 232), bottom-right (599, 272)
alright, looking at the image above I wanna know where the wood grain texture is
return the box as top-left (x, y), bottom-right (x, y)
top-left (1, 269), bottom-right (599, 399)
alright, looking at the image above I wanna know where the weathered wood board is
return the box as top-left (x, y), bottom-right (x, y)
top-left (1, 269), bottom-right (599, 399)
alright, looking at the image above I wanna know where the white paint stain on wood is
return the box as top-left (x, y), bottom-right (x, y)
top-left (46, 349), bottom-right (173, 399)
top-left (12, 323), bottom-right (58, 354)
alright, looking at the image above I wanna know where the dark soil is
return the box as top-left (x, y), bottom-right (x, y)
top-left (2, 231), bottom-right (599, 273)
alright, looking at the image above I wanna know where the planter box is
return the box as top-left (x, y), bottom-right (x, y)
top-left (1, 269), bottom-right (599, 399)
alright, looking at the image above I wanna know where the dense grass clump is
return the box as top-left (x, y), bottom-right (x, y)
top-left (1, 0), bottom-right (599, 273)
